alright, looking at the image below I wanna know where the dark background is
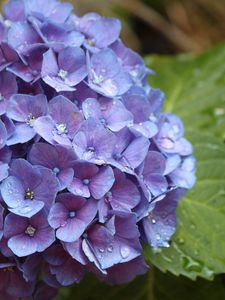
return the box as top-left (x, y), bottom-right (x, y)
top-left (72, 0), bottom-right (225, 55)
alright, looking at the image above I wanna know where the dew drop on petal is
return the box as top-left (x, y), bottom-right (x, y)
top-left (19, 206), bottom-right (32, 214)
top-left (156, 234), bottom-right (161, 241)
top-left (107, 245), bottom-right (113, 253)
top-left (120, 246), bottom-right (130, 259)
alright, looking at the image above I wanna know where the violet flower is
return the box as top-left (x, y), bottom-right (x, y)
top-left (87, 49), bottom-right (132, 97)
top-left (6, 94), bottom-right (48, 145)
top-left (0, 0), bottom-right (196, 294)
top-left (48, 192), bottom-right (97, 242)
top-left (41, 47), bottom-right (87, 92)
top-left (73, 118), bottom-right (116, 165)
top-left (82, 212), bottom-right (142, 271)
top-left (82, 97), bottom-right (133, 132)
top-left (28, 142), bottom-right (76, 190)
top-left (68, 161), bottom-right (115, 199)
top-left (1, 159), bottom-right (59, 217)
top-left (34, 95), bottom-right (83, 146)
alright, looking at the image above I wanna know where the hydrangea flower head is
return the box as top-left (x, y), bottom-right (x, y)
top-left (0, 0), bottom-right (196, 298)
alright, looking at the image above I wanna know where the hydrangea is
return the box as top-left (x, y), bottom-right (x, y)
top-left (0, 0), bottom-right (196, 298)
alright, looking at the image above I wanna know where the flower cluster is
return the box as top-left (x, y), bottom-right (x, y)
top-left (0, 0), bottom-right (196, 298)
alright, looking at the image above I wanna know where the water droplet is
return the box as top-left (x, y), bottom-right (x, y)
top-left (177, 237), bottom-right (185, 245)
top-left (152, 247), bottom-right (162, 254)
top-left (151, 218), bottom-right (156, 224)
top-left (107, 246), bottom-right (113, 253)
top-left (19, 206), bottom-right (32, 214)
top-left (98, 248), bottom-right (104, 253)
top-left (120, 246), bottom-right (130, 259)
top-left (163, 242), bottom-right (170, 248)
top-left (8, 189), bottom-right (13, 194)
top-left (182, 256), bottom-right (203, 272)
top-left (156, 234), bottom-right (161, 241)
top-left (203, 266), bottom-right (214, 278)
top-left (162, 254), bottom-right (172, 263)
top-left (60, 221), bottom-right (67, 227)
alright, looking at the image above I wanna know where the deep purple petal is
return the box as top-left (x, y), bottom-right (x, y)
top-left (89, 166), bottom-right (115, 199)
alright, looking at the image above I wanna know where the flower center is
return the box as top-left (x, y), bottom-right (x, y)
top-left (25, 225), bottom-right (36, 237)
top-left (53, 167), bottom-right (60, 174)
top-left (113, 153), bottom-right (122, 161)
top-left (87, 38), bottom-right (96, 46)
top-left (58, 69), bottom-right (68, 80)
top-left (100, 117), bottom-right (106, 126)
top-left (83, 179), bottom-right (90, 185)
top-left (26, 113), bottom-right (36, 127)
top-left (87, 146), bottom-right (95, 153)
top-left (55, 123), bottom-right (67, 135)
top-left (4, 19), bottom-right (12, 28)
top-left (25, 189), bottom-right (34, 200)
top-left (92, 72), bottom-right (104, 85)
top-left (69, 211), bottom-right (76, 218)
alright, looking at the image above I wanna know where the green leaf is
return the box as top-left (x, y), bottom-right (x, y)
top-left (55, 269), bottom-right (225, 300)
top-left (145, 43), bottom-right (225, 140)
top-left (143, 43), bottom-right (225, 279)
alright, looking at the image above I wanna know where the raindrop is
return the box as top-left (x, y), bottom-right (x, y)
top-left (8, 189), bottom-right (13, 194)
top-left (163, 242), bottom-right (170, 248)
top-left (151, 218), bottom-right (156, 224)
top-left (152, 247), bottom-right (162, 254)
top-left (60, 221), bottom-right (67, 227)
top-left (203, 266), bottom-right (214, 278)
top-left (162, 254), bottom-right (172, 263)
top-left (120, 246), bottom-right (130, 259)
top-left (19, 206), bottom-right (32, 214)
top-left (182, 256), bottom-right (203, 272)
top-left (156, 234), bottom-right (161, 241)
top-left (177, 237), bottom-right (185, 245)
top-left (98, 248), bottom-right (105, 253)
top-left (107, 246), bottom-right (113, 253)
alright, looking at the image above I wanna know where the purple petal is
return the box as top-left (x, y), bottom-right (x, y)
top-left (89, 166), bottom-right (115, 199)
top-left (7, 94), bottom-right (48, 122)
top-left (6, 123), bottom-right (36, 145)
top-left (85, 17), bottom-right (121, 48)
top-left (142, 189), bottom-right (184, 247)
top-left (8, 234), bottom-right (38, 257)
top-left (123, 136), bottom-right (150, 169)
top-left (33, 116), bottom-right (55, 144)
